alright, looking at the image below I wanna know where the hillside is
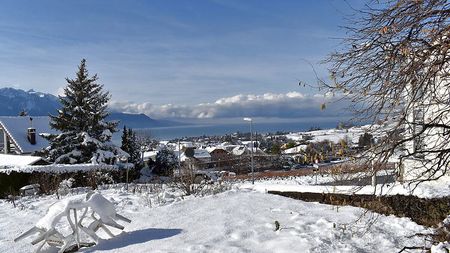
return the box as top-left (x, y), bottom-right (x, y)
top-left (108, 112), bottom-right (181, 128)
top-left (0, 88), bottom-right (60, 116)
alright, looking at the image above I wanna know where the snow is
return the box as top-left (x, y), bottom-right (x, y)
top-left (0, 154), bottom-right (44, 166)
top-left (3, 162), bottom-right (450, 252)
top-left (55, 149), bottom-right (82, 163)
top-left (36, 194), bottom-right (88, 230)
top-left (238, 174), bottom-right (450, 199)
top-left (0, 185), bottom-right (432, 253)
top-left (0, 163), bottom-right (119, 175)
top-left (232, 146), bottom-right (265, 156)
top-left (177, 149), bottom-right (211, 162)
top-left (432, 242), bottom-right (450, 253)
top-left (205, 146), bottom-right (227, 153)
top-left (143, 151), bottom-right (158, 161)
top-left (190, 149), bottom-right (211, 159)
top-left (282, 144), bottom-right (307, 154)
top-left (87, 192), bottom-right (119, 224)
top-left (285, 125), bottom-right (376, 146)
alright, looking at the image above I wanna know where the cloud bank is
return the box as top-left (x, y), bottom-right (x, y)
top-left (109, 91), bottom-right (349, 119)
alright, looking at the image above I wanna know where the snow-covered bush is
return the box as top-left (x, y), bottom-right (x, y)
top-left (196, 181), bottom-right (233, 197)
top-left (172, 165), bottom-right (232, 196)
top-left (85, 171), bottom-right (115, 189)
top-left (171, 165), bottom-right (207, 196)
top-left (430, 216), bottom-right (450, 252)
top-left (57, 178), bottom-right (75, 196)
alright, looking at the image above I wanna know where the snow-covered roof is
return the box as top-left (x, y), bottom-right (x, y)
top-left (193, 149), bottom-right (211, 159)
top-left (143, 151), bottom-right (158, 161)
top-left (178, 149), bottom-right (211, 162)
top-left (180, 141), bottom-right (195, 148)
top-left (232, 146), bottom-right (266, 156)
top-left (241, 141), bottom-right (260, 147)
top-left (285, 133), bottom-right (304, 141)
top-left (0, 154), bottom-right (44, 166)
top-left (283, 145), bottom-right (308, 154)
top-left (0, 116), bottom-right (57, 154)
top-left (232, 146), bottom-right (247, 156)
top-left (205, 146), bottom-right (227, 153)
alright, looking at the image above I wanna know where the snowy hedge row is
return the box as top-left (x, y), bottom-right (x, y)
top-left (0, 165), bottom-right (130, 198)
top-left (0, 164), bottom-right (122, 175)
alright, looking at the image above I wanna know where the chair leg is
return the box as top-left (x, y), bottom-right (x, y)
top-left (116, 214), bottom-right (132, 223)
top-left (99, 224), bottom-right (115, 238)
top-left (34, 240), bottom-right (46, 253)
top-left (31, 229), bottom-right (54, 245)
top-left (14, 227), bottom-right (40, 242)
top-left (79, 225), bottom-right (100, 243)
top-left (102, 219), bottom-right (125, 230)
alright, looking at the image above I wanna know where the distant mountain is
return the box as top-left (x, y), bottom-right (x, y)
top-left (0, 87), bottom-right (60, 116)
top-left (0, 87), bottom-right (182, 128)
top-left (107, 112), bottom-right (182, 129)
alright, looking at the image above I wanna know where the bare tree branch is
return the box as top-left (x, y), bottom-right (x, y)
top-left (321, 0), bottom-right (450, 184)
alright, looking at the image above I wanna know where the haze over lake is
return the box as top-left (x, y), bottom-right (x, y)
top-left (112, 117), bottom-right (350, 141)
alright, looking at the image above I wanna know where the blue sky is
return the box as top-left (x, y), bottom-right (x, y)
top-left (0, 0), bottom-right (362, 119)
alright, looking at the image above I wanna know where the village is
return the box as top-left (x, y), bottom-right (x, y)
top-left (0, 0), bottom-right (449, 252)
top-left (0, 114), bottom-right (385, 186)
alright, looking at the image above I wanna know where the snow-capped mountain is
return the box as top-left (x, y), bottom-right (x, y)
top-left (0, 87), bottom-right (179, 128)
top-left (0, 87), bottom-right (60, 116)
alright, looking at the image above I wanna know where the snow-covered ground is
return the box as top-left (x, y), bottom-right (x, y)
top-left (284, 124), bottom-right (388, 146)
top-left (285, 127), bottom-right (366, 144)
top-left (0, 182), bottom-right (433, 253)
top-left (239, 173), bottom-right (450, 199)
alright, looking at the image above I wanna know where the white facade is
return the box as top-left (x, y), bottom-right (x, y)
top-left (402, 70), bottom-right (450, 181)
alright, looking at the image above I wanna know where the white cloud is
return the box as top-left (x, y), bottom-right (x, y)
top-left (109, 91), bottom-right (348, 119)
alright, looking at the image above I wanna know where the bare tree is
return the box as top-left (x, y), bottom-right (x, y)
top-left (321, 0), bottom-right (450, 184)
top-left (172, 164), bottom-right (208, 196)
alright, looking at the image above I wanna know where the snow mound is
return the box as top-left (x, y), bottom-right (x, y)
top-left (431, 242), bottom-right (450, 253)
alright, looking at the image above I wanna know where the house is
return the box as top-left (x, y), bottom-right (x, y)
top-left (398, 64), bottom-right (450, 181)
top-left (0, 116), bottom-right (56, 155)
top-left (206, 146), bottom-right (232, 169)
top-left (206, 147), bottom-right (229, 161)
top-left (180, 148), bottom-right (212, 170)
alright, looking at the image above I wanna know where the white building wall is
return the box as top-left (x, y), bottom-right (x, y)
top-left (402, 73), bottom-right (450, 181)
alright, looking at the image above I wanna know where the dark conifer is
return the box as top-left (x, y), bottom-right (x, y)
top-left (47, 59), bottom-right (128, 164)
top-left (121, 126), bottom-right (141, 166)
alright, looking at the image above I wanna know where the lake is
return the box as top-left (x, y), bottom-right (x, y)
top-left (112, 117), bottom-right (350, 142)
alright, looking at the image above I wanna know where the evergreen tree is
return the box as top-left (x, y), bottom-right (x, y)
top-left (121, 126), bottom-right (141, 166)
top-left (47, 59), bottom-right (128, 164)
top-left (128, 128), bottom-right (142, 165)
top-left (153, 148), bottom-right (177, 176)
top-left (121, 126), bottom-right (129, 154)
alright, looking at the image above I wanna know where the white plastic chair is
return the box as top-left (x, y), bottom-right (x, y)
top-left (14, 192), bottom-right (131, 253)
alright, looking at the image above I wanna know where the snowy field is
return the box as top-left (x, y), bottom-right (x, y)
top-left (242, 175), bottom-right (450, 199)
top-left (0, 182), bottom-right (433, 253)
